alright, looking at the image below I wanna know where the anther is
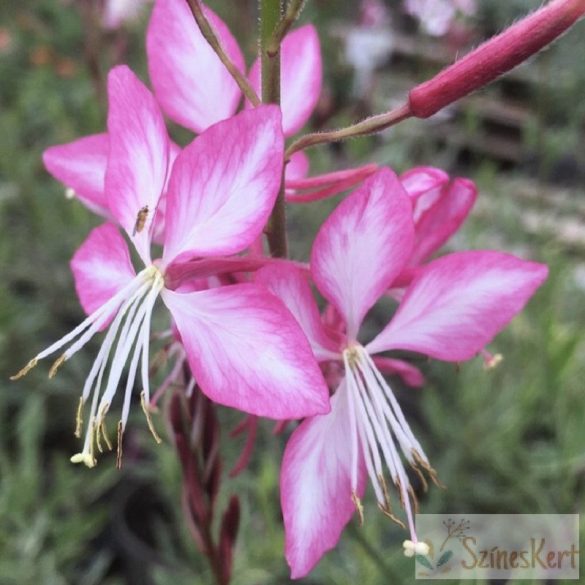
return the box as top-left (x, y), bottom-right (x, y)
top-left (408, 486), bottom-right (420, 514)
top-left (410, 460), bottom-right (429, 492)
top-left (351, 491), bottom-right (365, 526)
top-left (10, 358), bottom-right (38, 381)
top-left (116, 421), bottom-right (124, 469)
top-left (413, 450), bottom-right (445, 489)
top-left (100, 419), bottom-right (113, 452)
top-left (94, 421), bottom-right (103, 453)
top-left (378, 503), bottom-right (406, 528)
top-left (48, 353), bottom-right (67, 379)
top-left (141, 391), bottom-right (162, 444)
top-left (74, 397), bottom-right (84, 438)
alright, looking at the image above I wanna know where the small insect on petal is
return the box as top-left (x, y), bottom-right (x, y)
top-left (133, 205), bottom-right (149, 236)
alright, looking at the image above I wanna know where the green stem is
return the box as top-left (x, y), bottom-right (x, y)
top-left (185, 0), bottom-right (261, 106)
top-left (270, 0), bottom-right (306, 50)
top-left (260, 0), bottom-right (288, 258)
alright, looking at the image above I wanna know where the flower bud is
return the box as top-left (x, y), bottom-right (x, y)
top-left (408, 0), bottom-right (585, 118)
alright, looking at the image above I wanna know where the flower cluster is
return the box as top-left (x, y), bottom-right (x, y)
top-left (14, 0), bottom-right (584, 579)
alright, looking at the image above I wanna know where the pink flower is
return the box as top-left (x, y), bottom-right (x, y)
top-left (257, 168), bottom-right (547, 577)
top-left (405, 0), bottom-right (476, 37)
top-left (13, 66), bottom-right (329, 467)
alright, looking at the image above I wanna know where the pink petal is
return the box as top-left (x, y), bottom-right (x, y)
top-left (367, 251), bottom-right (548, 359)
top-left (105, 65), bottom-right (170, 263)
top-left (286, 164), bottom-right (379, 203)
top-left (410, 177), bottom-right (477, 265)
top-left (70, 223), bottom-right (136, 317)
top-left (162, 107), bottom-right (284, 265)
top-left (256, 263), bottom-right (338, 360)
top-left (285, 151), bottom-right (310, 182)
top-left (281, 387), bottom-right (365, 579)
top-left (249, 25), bottom-right (322, 136)
top-left (43, 134), bottom-right (109, 216)
top-left (147, 0), bottom-right (244, 133)
top-left (311, 168), bottom-right (415, 339)
top-left (400, 166), bottom-right (449, 221)
top-left (161, 284), bottom-right (330, 419)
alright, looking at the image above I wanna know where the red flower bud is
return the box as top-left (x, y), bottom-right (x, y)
top-left (408, 0), bottom-right (585, 118)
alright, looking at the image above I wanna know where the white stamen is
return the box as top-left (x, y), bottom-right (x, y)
top-left (185, 376), bottom-right (196, 398)
top-left (342, 354), bottom-right (361, 495)
top-left (345, 365), bottom-right (385, 506)
top-left (35, 274), bottom-right (148, 363)
top-left (342, 344), bottom-right (437, 545)
top-left (25, 264), bottom-right (167, 467)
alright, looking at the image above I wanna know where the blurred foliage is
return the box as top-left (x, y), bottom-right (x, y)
top-left (0, 0), bottom-right (584, 584)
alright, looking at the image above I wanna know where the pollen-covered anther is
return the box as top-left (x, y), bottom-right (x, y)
top-left (99, 413), bottom-right (113, 452)
top-left (93, 420), bottom-right (104, 454)
top-left (140, 391), bottom-right (162, 444)
top-left (10, 358), bottom-right (38, 381)
top-left (48, 353), bottom-right (67, 379)
top-left (74, 397), bottom-right (84, 438)
top-left (351, 491), bottom-right (364, 526)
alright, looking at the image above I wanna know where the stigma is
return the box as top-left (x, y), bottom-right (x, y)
top-left (11, 265), bottom-right (165, 467)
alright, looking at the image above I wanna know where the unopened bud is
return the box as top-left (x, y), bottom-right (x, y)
top-left (408, 0), bottom-right (585, 118)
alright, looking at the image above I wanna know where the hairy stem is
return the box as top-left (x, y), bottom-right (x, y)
top-left (270, 0), bottom-right (306, 50)
top-left (260, 0), bottom-right (288, 258)
top-left (285, 104), bottom-right (412, 159)
top-left (185, 0), bottom-right (261, 106)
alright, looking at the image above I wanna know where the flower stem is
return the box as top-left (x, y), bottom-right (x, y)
top-left (184, 0), bottom-right (261, 106)
top-left (285, 103), bottom-right (412, 159)
top-left (270, 0), bottom-right (306, 49)
top-left (260, 0), bottom-right (288, 258)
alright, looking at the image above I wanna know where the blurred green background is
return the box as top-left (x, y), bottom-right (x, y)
top-left (1, 1), bottom-right (584, 584)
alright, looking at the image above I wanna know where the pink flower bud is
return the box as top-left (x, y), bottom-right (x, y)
top-left (408, 0), bottom-right (585, 118)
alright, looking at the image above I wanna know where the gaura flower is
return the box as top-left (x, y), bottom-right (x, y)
top-left (12, 65), bottom-right (329, 467)
top-left (257, 168), bottom-right (547, 578)
top-left (404, 0), bottom-right (476, 37)
top-left (102, 0), bottom-right (150, 30)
